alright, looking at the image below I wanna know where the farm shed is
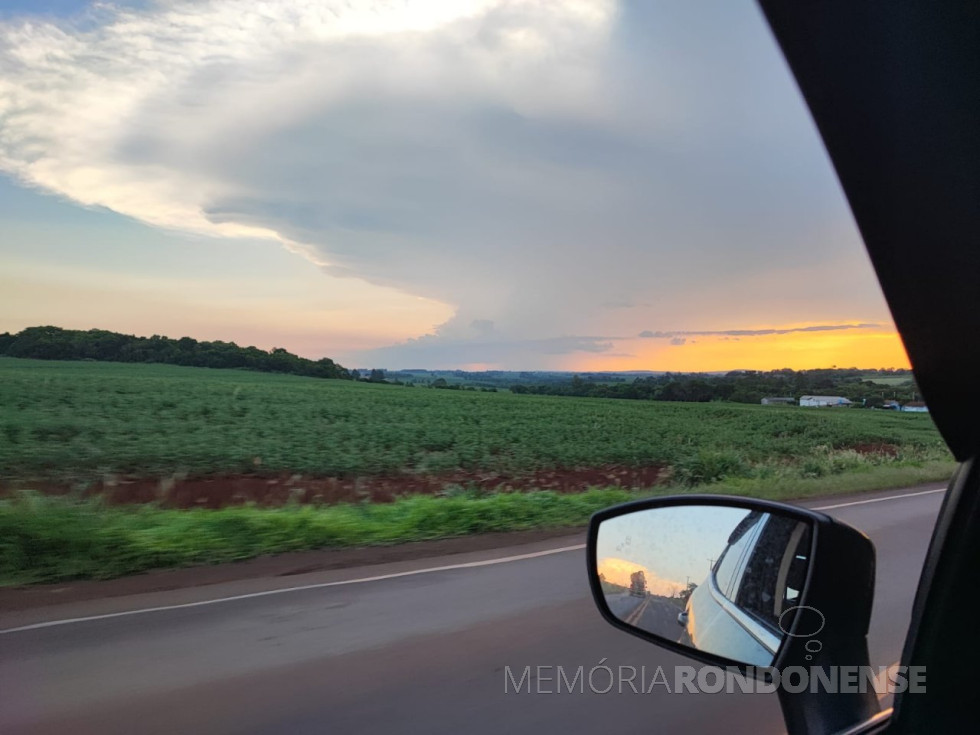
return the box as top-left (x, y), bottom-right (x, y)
top-left (799, 395), bottom-right (853, 407)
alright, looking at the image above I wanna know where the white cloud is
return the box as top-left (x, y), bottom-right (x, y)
top-left (0, 0), bottom-right (614, 235)
top-left (0, 0), bottom-right (892, 367)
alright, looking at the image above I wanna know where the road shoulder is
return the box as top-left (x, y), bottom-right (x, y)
top-left (0, 528), bottom-right (587, 628)
top-left (0, 481), bottom-right (948, 628)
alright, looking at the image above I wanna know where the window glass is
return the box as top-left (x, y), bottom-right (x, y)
top-left (713, 513), bottom-right (764, 598)
top-left (736, 517), bottom-right (812, 629)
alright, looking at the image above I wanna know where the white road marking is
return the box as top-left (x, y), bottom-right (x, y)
top-left (0, 544), bottom-right (586, 635)
top-left (623, 597), bottom-right (650, 627)
top-left (0, 485), bottom-right (947, 635)
top-left (810, 487), bottom-right (944, 511)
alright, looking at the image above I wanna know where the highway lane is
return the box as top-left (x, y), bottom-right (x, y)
top-left (0, 484), bottom-right (946, 734)
top-left (632, 596), bottom-right (686, 639)
top-left (605, 591), bottom-right (645, 620)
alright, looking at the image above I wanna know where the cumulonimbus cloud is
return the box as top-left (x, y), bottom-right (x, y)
top-left (0, 1), bottom-right (890, 367)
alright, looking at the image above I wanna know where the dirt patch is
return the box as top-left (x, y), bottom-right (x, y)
top-left (1, 464), bottom-right (666, 508)
top-left (849, 443), bottom-right (900, 457)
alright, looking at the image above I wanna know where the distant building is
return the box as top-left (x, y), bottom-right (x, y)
top-left (800, 395), bottom-right (853, 408)
top-left (901, 401), bottom-right (929, 413)
top-left (761, 397), bottom-right (795, 405)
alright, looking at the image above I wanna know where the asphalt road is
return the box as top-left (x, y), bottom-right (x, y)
top-left (0, 485), bottom-right (946, 734)
top-left (632, 597), bottom-right (686, 640)
top-left (607, 593), bottom-right (685, 641)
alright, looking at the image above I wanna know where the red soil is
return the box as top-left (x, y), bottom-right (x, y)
top-left (3, 464), bottom-right (666, 509)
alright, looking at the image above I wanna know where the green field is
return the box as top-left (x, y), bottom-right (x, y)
top-left (0, 357), bottom-right (955, 585)
top-left (0, 357), bottom-right (949, 484)
top-left (859, 374), bottom-right (914, 387)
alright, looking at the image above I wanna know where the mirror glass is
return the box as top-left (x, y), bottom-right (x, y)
top-left (595, 504), bottom-right (812, 666)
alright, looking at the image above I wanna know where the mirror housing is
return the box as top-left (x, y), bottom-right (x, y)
top-left (587, 495), bottom-right (879, 734)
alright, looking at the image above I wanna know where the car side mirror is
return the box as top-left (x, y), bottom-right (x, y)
top-left (587, 495), bottom-right (881, 734)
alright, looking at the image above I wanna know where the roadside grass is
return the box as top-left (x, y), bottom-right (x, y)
top-left (675, 459), bottom-right (954, 501)
top-left (0, 488), bottom-right (635, 586)
top-left (0, 459), bottom-right (955, 587)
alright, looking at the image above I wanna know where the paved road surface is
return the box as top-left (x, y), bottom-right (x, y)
top-left (0, 485), bottom-right (946, 734)
top-left (636, 597), bottom-right (686, 638)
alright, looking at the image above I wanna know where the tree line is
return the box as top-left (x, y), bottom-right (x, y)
top-left (0, 326), bottom-right (351, 380)
top-left (510, 368), bottom-right (918, 406)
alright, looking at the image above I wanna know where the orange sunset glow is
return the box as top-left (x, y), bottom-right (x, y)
top-left (597, 557), bottom-right (685, 598)
top-left (573, 325), bottom-right (910, 373)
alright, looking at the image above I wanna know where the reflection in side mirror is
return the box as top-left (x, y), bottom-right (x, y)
top-left (593, 503), bottom-right (813, 667)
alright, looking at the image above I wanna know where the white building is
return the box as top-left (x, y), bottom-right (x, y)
top-left (901, 402), bottom-right (929, 413)
top-left (799, 395), bottom-right (853, 407)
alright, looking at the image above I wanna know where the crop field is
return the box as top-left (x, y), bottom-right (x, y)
top-left (0, 357), bottom-right (954, 584)
top-left (1, 357), bottom-right (949, 489)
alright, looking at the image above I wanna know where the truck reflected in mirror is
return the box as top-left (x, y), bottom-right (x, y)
top-left (595, 504), bottom-right (812, 667)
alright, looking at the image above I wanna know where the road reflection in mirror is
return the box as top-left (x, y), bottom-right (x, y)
top-left (596, 504), bottom-right (812, 667)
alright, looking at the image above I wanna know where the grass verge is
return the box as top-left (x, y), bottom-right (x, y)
top-left (0, 461), bottom-right (955, 587)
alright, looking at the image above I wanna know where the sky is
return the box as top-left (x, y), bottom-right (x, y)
top-left (596, 505), bottom-right (752, 596)
top-left (0, 0), bottom-right (911, 371)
